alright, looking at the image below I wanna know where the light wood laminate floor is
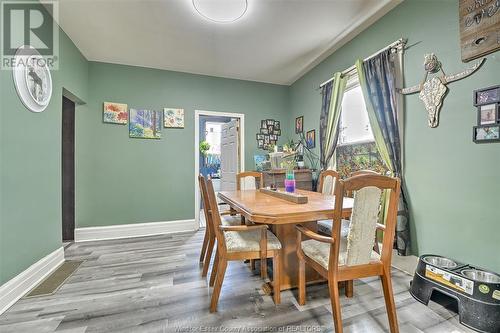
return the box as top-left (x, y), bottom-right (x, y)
top-left (0, 231), bottom-right (473, 333)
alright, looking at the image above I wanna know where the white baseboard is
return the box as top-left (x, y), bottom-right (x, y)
top-left (75, 219), bottom-right (198, 242)
top-left (0, 247), bottom-right (64, 315)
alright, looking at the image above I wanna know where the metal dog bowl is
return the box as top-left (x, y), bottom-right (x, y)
top-left (422, 255), bottom-right (457, 269)
top-left (461, 269), bottom-right (500, 284)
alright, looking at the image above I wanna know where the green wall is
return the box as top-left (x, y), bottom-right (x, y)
top-left (289, 0), bottom-right (500, 272)
top-left (0, 24), bottom-right (89, 284)
top-left (75, 62), bottom-right (289, 228)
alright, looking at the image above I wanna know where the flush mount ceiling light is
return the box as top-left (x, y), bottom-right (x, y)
top-left (192, 0), bottom-right (248, 23)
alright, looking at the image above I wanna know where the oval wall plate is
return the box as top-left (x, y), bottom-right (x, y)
top-left (12, 46), bottom-right (53, 113)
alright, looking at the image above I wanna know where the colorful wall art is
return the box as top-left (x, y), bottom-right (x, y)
top-left (164, 108), bottom-right (184, 128)
top-left (129, 109), bottom-right (162, 139)
top-left (103, 102), bottom-right (128, 124)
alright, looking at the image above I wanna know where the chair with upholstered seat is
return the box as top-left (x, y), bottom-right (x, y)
top-left (296, 173), bottom-right (401, 333)
top-left (202, 176), bottom-right (282, 312)
top-left (199, 175), bottom-right (241, 278)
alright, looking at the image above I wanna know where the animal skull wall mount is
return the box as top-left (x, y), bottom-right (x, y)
top-left (399, 54), bottom-right (485, 128)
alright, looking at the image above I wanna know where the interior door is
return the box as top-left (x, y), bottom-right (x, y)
top-left (220, 119), bottom-right (239, 191)
top-left (62, 96), bottom-right (75, 241)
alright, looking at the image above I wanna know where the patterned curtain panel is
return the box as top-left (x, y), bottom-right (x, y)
top-left (319, 72), bottom-right (347, 170)
top-left (355, 50), bottom-right (411, 256)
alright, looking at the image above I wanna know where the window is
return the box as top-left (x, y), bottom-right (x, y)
top-left (339, 77), bottom-right (374, 145)
top-left (335, 74), bottom-right (387, 178)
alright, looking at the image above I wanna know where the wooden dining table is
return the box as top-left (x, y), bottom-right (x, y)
top-left (218, 188), bottom-right (354, 291)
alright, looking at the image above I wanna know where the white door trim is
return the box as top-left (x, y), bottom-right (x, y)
top-left (194, 110), bottom-right (245, 226)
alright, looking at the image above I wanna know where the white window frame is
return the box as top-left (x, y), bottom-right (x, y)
top-left (338, 73), bottom-right (375, 147)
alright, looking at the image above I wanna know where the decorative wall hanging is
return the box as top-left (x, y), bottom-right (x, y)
top-left (129, 109), bottom-right (162, 139)
top-left (257, 119), bottom-right (280, 149)
top-left (103, 102), bottom-right (128, 124)
top-left (306, 129), bottom-right (316, 149)
top-left (12, 46), bottom-right (53, 113)
top-left (472, 85), bottom-right (500, 143)
top-left (295, 116), bottom-right (303, 133)
top-left (400, 54), bottom-right (485, 128)
top-left (459, 0), bottom-right (500, 62)
top-left (164, 108), bottom-right (184, 128)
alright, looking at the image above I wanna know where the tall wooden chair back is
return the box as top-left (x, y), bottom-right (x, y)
top-left (204, 177), bottom-right (228, 255)
top-left (317, 170), bottom-right (339, 195)
top-left (199, 174), bottom-right (214, 236)
top-left (236, 171), bottom-right (263, 190)
top-left (329, 174), bottom-right (400, 270)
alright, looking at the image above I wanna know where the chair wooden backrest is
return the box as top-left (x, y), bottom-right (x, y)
top-left (199, 175), bottom-right (216, 236)
top-left (317, 170), bottom-right (339, 195)
top-left (329, 174), bottom-right (400, 270)
top-left (202, 176), bottom-right (228, 254)
top-left (236, 171), bottom-right (263, 190)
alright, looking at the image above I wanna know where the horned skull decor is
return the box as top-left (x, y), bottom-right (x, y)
top-left (400, 54), bottom-right (485, 128)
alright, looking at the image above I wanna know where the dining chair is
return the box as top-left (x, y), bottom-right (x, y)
top-left (317, 169), bottom-right (339, 195)
top-left (316, 170), bottom-right (355, 296)
top-left (236, 171), bottom-right (264, 270)
top-left (198, 175), bottom-right (241, 278)
top-left (296, 174), bottom-right (401, 333)
top-left (236, 171), bottom-right (264, 190)
top-left (317, 170), bottom-right (381, 250)
top-left (202, 176), bottom-right (282, 312)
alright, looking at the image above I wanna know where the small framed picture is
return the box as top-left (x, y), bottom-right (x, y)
top-left (306, 129), bottom-right (316, 148)
top-left (269, 134), bottom-right (277, 141)
top-left (478, 104), bottom-right (498, 125)
top-left (473, 125), bottom-right (500, 143)
top-left (274, 120), bottom-right (280, 129)
top-left (273, 129), bottom-right (281, 136)
top-left (260, 120), bottom-right (267, 129)
top-left (267, 125), bottom-right (274, 132)
top-left (260, 128), bottom-right (269, 135)
top-left (256, 134), bottom-right (265, 140)
top-left (474, 85), bottom-right (500, 106)
top-left (266, 119), bottom-right (275, 126)
top-left (295, 116), bottom-right (303, 134)
top-left (264, 136), bottom-right (270, 144)
top-left (257, 139), bottom-right (264, 148)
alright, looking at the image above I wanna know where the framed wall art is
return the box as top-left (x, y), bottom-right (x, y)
top-left (306, 129), bottom-right (316, 149)
top-left (472, 85), bottom-right (500, 144)
top-left (295, 116), bottom-right (303, 134)
top-left (103, 102), bottom-right (128, 124)
top-left (257, 118), bottom-right (281, 149)
top-left (164, 108), bottom-right (184, 128)
top-left (473, 125), bottom-right (500, 143)
top-left (129, 109), bottom-right (162, 139)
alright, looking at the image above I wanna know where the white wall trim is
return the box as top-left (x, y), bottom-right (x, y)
top-left (0, 247), bottom-right (64, 315)
top-left (194, 110), bottom-right (245, 226)
top-left (75, 219), bottom-right (197, 242)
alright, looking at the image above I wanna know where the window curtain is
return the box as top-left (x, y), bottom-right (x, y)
top-left (319, 72), bottom-right (347, 171)
top-left (355, 49), bottom-right (411, 256)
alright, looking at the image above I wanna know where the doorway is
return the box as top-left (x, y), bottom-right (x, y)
top-left (194, 110), bottom-right (245, 228)
top-left (62, 96), bottom-right (75, 241)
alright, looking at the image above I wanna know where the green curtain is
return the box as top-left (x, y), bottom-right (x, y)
top-left (319, 72), bottom-right (347, 170)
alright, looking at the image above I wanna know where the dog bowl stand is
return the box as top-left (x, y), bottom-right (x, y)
top-left (410, 255), bottom-right (500, 333)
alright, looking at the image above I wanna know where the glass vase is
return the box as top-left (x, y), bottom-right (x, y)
top-left (284, 169), bottom-right (296, 193)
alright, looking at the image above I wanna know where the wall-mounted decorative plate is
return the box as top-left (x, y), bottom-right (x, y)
top-left (12, 46), bottom-right (53, 113)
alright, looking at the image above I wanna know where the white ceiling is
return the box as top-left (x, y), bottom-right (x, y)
top-left (56, 0), bottom-right (401, 85)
